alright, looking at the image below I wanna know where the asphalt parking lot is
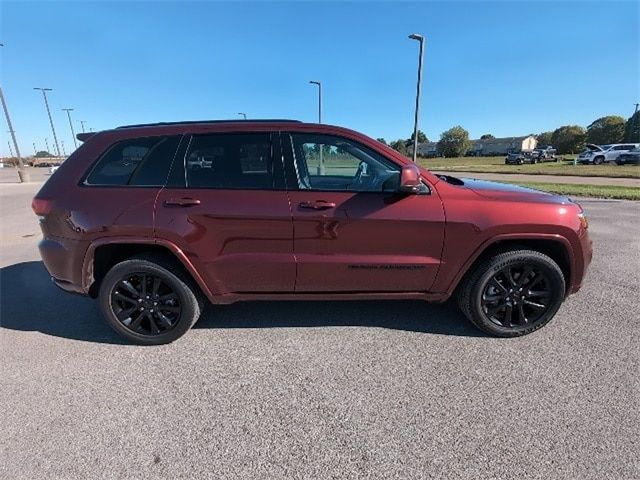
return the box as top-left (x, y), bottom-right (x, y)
top-left (1, 181), bottom-right (638, 479)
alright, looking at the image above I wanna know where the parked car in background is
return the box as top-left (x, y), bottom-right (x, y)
top-left (33, 119), bottom-right (592, 344)
top-left (577, 143), bottom-right (640, 164)
top-left (532, 146), bottom-right (557, 162)
top-left (505, 150), bottom-right (535, 165)
top-left (615, 147), bottom-right (640, 165)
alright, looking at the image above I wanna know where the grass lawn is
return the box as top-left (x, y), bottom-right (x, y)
top-left (496, 180), bottom-right (640, 200)
top-left (418, 156), bottom-right (640, 179)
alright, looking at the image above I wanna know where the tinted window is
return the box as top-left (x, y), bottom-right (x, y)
top-left (86, 136), bottom-right (180, 186)
top-left (185, 133), bottom-right (274, 189)
top-left (289, 133), bottom-right (400, 192)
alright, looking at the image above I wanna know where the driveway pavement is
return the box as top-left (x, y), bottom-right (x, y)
top-left (1, 182), bottom-right (638, 479)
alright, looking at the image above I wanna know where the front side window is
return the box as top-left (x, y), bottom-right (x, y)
top-left (185, 133), bottom-right (274, 189)
top-left (85, 136), bottom-right (181, 186)
top-left (289, 133), bottom-right (401, 192)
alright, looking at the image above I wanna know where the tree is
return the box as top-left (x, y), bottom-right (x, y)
top-left (437, 126), bottom-right (471, 158)
top-left (623, 111), bottom-right (640, 142)
top-left (409, 130), bottom-right (428, 144)
top-left (536, 131), bottom-right (554, 146)
top-left (586, 115), bottom-right (625, 145)
top-left (551, 125), bottom-right (586, 154)
top-left (389, 139), bottom-right (409, 156)
top-left (480, 134), bottom-right (495, 140)
top-left (376, 138), bottom-right (387, 145)
top-left (35, 150), bottom-right (52, 158)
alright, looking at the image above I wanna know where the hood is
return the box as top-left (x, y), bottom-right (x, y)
top-left (460, 178), bottom-right (572, 204)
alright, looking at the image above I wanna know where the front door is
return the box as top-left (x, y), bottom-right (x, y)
top-left (155, 132), bottom-right (295, 295)
top-left (282, 132), bottom-right (445, 293)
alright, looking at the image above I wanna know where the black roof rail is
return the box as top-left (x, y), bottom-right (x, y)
top-left (116, 119), bottom-right (302, 129)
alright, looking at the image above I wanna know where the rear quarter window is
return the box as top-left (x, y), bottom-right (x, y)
top-left (85, 136), bottom-right (181, 186)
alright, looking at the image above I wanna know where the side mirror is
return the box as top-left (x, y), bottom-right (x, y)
top-left (399, 164), bottom-right (422, 194)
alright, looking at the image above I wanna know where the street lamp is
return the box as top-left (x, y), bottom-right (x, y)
top-left (237, 112), bottom-right (247, 120)
top-left (309, 80), bottom-right (324, 174)
top-left (34, 87), bottom-right (61, 157)
top-left (45, 138), bottom-right (50, 154)
top-left (408, 33), bottom-right (425, 163)
top-left (62, 108), bottom-right (77, 148)
top-left (0, 43), bottom-right (29, 181)
top-left (80, 120), bottom-right (87, 133)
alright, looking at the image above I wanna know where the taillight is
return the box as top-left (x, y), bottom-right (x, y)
top-left (31, 198), bottom-right (53, 216)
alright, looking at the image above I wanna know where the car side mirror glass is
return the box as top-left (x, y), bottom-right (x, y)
top-left (399, 164), bottom-right (422, 194)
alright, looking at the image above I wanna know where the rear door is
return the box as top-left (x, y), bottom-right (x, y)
top-left (155, 132), bottom-right (295, 295)
top-left (282, 132), bottom-right (445, 293)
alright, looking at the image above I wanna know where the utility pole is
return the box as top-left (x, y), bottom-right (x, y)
top-left (34, 87), bottom-right (61, 157)
top-left (80, 120), bottom-right (87, 133)
top-left (61, 140), bottom-right (66, 157)
top-left (7, 140), bottom-right (14, 157)
top-left (0, 43), bottom-right (29, 181)
top-left (62, 108), bottom-right (78, 148)
top-left (309, 80), bottom-right (324, 174)
top-left (409, 33), bottom-right (425, 163)
top-left (33, 142), bottom-right (37, 155)
top-left (0, 86), bottom-right (29, 181)
top-left (45, 138), bottom-right (50, 155)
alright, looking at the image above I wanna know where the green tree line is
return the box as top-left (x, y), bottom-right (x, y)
top-left (382, 112), bottom-right (640, 157)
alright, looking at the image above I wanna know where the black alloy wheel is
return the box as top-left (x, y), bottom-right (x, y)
top-left (481, 264), bottom-right (552, 328)
top-left (457, 249), bottom-right (565, 337)
top-left (110, 272), bottom-right (182, 335)
top-left (99, 255), bottom-right (203, 345)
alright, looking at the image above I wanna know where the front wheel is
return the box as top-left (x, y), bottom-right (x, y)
top-left (593, 156), bottom-right (604, 165)
top-left (99, 255), bottom-right (203, 345)
top-left (457, 250), bottom-right (565, 337)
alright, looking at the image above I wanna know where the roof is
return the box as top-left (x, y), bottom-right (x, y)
top-left (116, 119), bottom-right (302, 129)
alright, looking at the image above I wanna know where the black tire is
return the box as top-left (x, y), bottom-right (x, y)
top-left (593, 156), bottom-right (604, 165)
top-left (99, 255), bottom-right (204, 345)
top-left (457, 250), bottom-right (565, 337)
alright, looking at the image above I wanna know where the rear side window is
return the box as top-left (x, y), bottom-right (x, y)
top-left (185, 133), bottom-right (274, 189)
top-left (85, 136), bottom-right (181, 186)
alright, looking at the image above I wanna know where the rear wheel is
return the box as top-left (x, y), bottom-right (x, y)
top-left (457, 250), bottom-right (565, 337)
top-left (99, 255), bottom-right (203, 345)
top-left (593, 156), bottom-right (604, 165)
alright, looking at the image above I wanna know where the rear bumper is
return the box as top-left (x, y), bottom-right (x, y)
top-left (38, 236), bottom-right (89, 295)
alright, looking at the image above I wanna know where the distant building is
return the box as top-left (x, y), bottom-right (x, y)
top-left (469, 135), bottom-right (537, 156)
top-left (416, 135), bottom-right (537, 157)
top-left (417, 142), bottom-right (439, 157)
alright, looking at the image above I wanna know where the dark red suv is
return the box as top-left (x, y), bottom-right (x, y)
top-left (33, 120), bottom-right (592, 344)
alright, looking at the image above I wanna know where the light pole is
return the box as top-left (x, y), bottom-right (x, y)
top-left (33, 142), bottom-right (37, 155)
top-left (62, 108), bottom-right (77, 148)
top-left (61, 140), bottom-right (67, 157)
top-left (7, 140), bottom-right (14, 157)
top-left (309, 80), bottom-right (324, 174)
top-left (45, 138), bottom-right (51, 155)
top-left (408, 33), bottom-right (425, 163)
top-left (34, 87), bottom-right (61, 157)
top-left (0, 43), bottom-right (29, 181)
top-left (237, 112), bottom-right (247, 120)
top-left (80, 120), bottom-right (87, 133)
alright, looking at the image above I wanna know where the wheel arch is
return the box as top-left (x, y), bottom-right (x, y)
top-left (82, 237), bottom-right (214, 301)
top-left (449, 235), bottom-right (574, 297)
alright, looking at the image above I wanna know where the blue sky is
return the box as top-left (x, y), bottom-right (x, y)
top-left (1, 1), bottom-right (639, 156)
